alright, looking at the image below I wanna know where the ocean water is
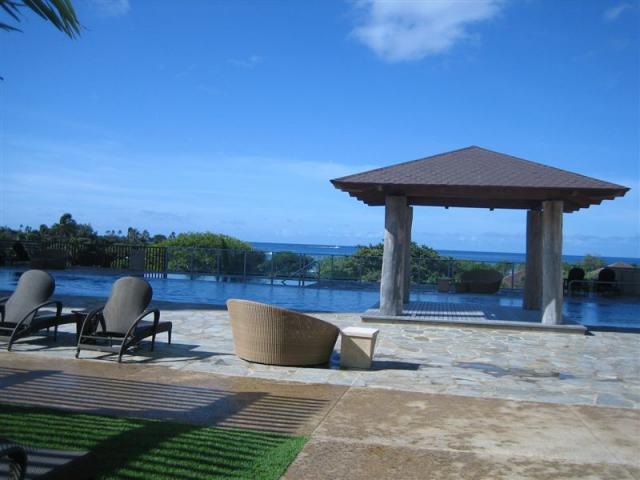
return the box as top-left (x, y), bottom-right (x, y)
top-left (251, 241), bottom-right (640, 265)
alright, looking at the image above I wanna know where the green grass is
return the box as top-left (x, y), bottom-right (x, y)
top-left (0, 403), bottom-right (307, 479)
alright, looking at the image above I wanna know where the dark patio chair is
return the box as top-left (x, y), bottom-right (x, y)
top-left (0, 270), bottom-right (63, 351)
top-left (564, 267), bottom-right (588, 295)
top-left (596, 267), bottom-right (619, 296)
top-left (0, 440), bottom-right (27, 480)
top-left (76, 276), bottom-right (171, 362)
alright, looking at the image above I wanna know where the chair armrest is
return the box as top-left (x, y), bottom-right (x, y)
top-left (32, 299), bottom-right (63, 318)
top-left (78, 306), bottom-right (105, 336)
top-left (11, 300), bottom-right (62, 332)
top-left (123, 308), bottom-right (160, 341)
top-left (0, 297), bottom-right (9, 304)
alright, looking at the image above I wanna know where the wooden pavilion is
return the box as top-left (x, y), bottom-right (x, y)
top-left (331, 146), bottom-right (629, 324)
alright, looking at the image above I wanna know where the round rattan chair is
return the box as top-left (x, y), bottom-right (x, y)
top-left (227, 299), bottom-right (339, 366)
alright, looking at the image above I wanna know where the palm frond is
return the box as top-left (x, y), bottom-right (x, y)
top-left (0, 0), bottom-right (80, 37)
top-left (0, 21), bottom-right (21, 32)
top-left (0, 1), bottom-right (22, 21)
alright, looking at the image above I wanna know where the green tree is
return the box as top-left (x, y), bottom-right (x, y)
top-left (581, 254), bottom-right (606, 273)
top-left (157, 232), bottom-right (265, 276)
top-left (48, 213), bottom-right (95, 239)
top-left (152, 234), bottom-right (167, 243)
top-left (317, 242), bottom-right (450, 283)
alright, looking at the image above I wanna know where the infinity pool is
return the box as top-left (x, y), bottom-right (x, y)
top-left (0, 268), bottom-right (637, 331)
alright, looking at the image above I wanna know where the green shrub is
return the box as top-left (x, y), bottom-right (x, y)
top-left (158, 232), bottom-right (265, 275)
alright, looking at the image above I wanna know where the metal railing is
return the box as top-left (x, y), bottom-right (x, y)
top-left (0, 240), bottom-right (527, 288)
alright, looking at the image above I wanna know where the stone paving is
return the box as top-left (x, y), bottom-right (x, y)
top-left (362, 299), bottom-right (587, 333)
top-left (4, 294), bottom-right (639, 409)
top-left (1, 355), bottom-right (638, 480)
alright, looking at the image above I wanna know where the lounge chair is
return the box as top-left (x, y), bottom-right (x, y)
top-left (227, 299), bottom-right (339, 366)
top-left (0, 439), bottom-right (27, 480)
top-left (76, 276), bottom-right (171, 362)
top-left (0, 270), bottom-right (64, 350)
top-left (454, 269), bottom-right (503, 294)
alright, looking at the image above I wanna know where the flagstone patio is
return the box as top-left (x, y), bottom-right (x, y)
top-left (3, 294), bottom-right (639, 409)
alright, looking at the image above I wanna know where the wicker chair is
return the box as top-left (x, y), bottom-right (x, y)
top-left (226, 299), bottom-right (339, 366)
top-left (564, 267), bottom-right (588, 295)
top-left (454, 269), bottom-right (503, 294)
top-left (596, 267), bottom-right (619, 296)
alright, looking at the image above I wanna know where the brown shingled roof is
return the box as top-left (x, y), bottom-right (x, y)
top-left (330, 146), bottom-right (629, 213)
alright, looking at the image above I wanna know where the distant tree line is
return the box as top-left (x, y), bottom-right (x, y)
top-left (0, 213), bottom-right (263, 272)
top-left (1, 213), bottom-right (618, 282)
top-left (0, 213), bottom-right (169, 244)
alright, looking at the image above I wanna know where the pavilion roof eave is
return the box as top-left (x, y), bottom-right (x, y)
top-left (334, 181), bottom-right (629, 213)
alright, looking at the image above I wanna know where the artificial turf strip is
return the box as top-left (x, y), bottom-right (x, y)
top-left (0, 403), bottom-right (307, 480)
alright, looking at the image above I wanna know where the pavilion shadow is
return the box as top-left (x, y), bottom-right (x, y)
top-left (0, 364), bottom-right (332, 478)
top-left (0, 366), bottom-right (331, 433)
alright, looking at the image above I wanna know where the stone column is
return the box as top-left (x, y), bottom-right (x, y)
top-left (541, 201), bottom-right (563, 324)
top-left (380, 195), bottom-right (408, 316)
top-left (523, 210), bottom-right (542, 310)
top-left (403, 206), bottom-right (413, 304)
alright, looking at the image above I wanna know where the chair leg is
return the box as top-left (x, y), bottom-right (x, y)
top-left (151, 332), bottom-right (157, 351)
top-left (54, 325), bottom-right (58, 341)
top-left (6, 327), bottom-right (20, 351)
top-left (168, 327), bottom-right (172, 344)
top-left (75, 348), bottom-right (80, 359)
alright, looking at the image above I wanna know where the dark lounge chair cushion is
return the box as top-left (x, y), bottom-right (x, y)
top-left (102, 277), bottom-right (152, 334)
top-left (2, 270), bottom-right (55, 326)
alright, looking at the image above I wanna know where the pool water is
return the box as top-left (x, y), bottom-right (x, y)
top-left (0, 268), bottom-right (637, 331)
top-left (0, 268), bottom-right (380, 313)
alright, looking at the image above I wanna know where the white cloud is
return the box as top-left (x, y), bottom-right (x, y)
top-left (603, 3), bottom-right (633, 22)
top-left (351, 0), bottom-right (504, 62)
top-left (89, 0), bottom-right (130, 17)
top-left (228, 55), bottom-right (263, 69)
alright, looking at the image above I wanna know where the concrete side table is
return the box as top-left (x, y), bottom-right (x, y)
top-left (340, 327), bottom-right (379, 369)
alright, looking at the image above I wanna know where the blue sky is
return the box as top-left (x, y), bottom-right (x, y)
top-left (1, 0), bottom-right (638, 257)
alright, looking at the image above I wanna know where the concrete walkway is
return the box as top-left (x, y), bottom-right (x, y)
top-left (285, 388), bottom-right (640, 480)
top-left (1, 355), bottom-right (638, 479)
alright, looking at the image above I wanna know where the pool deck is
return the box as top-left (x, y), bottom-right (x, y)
top-left (2, 293), bottom-right (638, 409)
top-left (1, 294), bottom-right (639, 478)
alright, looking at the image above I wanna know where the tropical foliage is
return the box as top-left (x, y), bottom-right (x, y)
top-left (3, 213), bottom-right (625, 284)
top-left (316, 242), bottom-right (452, 283)
top-left (157, 232), bottom-right (264, 275)
top-left (0, 0), bottom-right (80, 37)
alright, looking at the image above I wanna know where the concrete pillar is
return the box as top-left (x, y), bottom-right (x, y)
top-left (523, 210), bottom-right (542, 310)
top-left (380, 195), bottom-right (408, 316)
top-left (402, 206), bottom-right (413, 304)
top-left (541, 201), bottom-right (563, 324)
